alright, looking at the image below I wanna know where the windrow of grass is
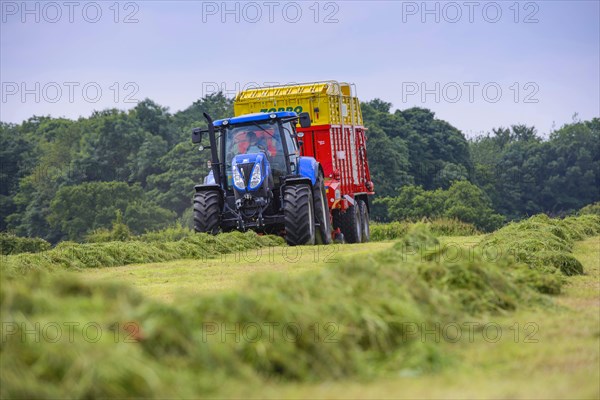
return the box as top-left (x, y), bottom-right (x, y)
top-left (480, 214), bottom-right (600, 279)
top-left (370, 218), bottom-right (480, 241)
top-left (1, 219), bottom-right (476, 274)
top-left (1, 218), bottom-right (477, 258)
top-left (1, 231), bottom-right (284, 276)
top-left (4, 217), bottom-right (594, 398)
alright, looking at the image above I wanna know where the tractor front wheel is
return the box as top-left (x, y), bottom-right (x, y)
top-left (283, 184), bottom-right (316, 246)
top-left (193, 190), bottom-right (221, 235)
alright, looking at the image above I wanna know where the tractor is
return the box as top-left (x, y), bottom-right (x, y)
top-left (191, 111), bottom-right (332, 246)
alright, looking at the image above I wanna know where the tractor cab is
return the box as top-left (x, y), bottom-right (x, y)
top-left (221, 119), bottom-right (290, 189)
top-left (215, 113), bottom-right (303, 213)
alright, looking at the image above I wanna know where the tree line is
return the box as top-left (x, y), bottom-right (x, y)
top-left (1, 94), bottom-right (598, 242)
top-left (362, 101), bottom-right (599, 230)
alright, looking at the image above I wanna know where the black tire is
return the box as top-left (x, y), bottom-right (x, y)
top-left (358, 199), bottom-right (370, 243)
top-left (283, 184), bottom-right (316, 246)
top-left (313, 174), bottom-right (332, 245)
top-left (193, 191), bottom-right (221, 235)
top-left (338, 202), bottom-right (362, 244)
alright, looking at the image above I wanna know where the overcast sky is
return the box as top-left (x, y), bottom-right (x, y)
top-left (1, 0), bottom-right (598, 137)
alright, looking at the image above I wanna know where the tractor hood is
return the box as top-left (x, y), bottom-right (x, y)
top-left (231, 152), bottom-right (270, 193)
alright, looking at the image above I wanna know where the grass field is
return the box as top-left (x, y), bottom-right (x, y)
top-left (83, 240), bottom-right (398, 300)
top-left (77, 235), bottom-right (600, 399)
top-left (2, 217), bottom-right (598, 399)
top-left (219, 236), bottom-right (600, 400)
top-left (82, 236), bottom-right (482, 301)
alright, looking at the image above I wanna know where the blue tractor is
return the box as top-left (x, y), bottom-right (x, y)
top-left (191, 112), bottom-right (332, 246)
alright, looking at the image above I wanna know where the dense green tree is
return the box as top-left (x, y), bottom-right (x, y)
top-left (375, 181), bottom-right (504, 231)
top-left (362, 101), bottom-right (473, 194)
top-left (0, 123), bottom-right (36, 230)
top-left (432, 162), bottom-right (469, 189)
top-left (132, 99), bottom-right (174, 144)
top-left (376, 185), bottom-right (447, 221)
top-left (3, 117), bottom-right (81, 240)
top-left (470, 121), bottom-right (599, 218)
top-left (123, 201), bottom-right (176, 235)
top-left (128, 133), bottom-right (168, 185)
top-left (6, 169), bottom-right (64, 241)
top-left (67, 109), bottom-right (149, 183)
top-left (47, 181), bottom-right (175, 240)
top-left (400, 107), bottom-right (473, 188)
top-left (146, 142), bottom-right (209, 216)
top-left (443, 181), bottom-right (505, 231)
top-left (540, 121), bottom-right (598, 213)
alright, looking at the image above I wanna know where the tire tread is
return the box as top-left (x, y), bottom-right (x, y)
top-left (193, 191), bottom-right (221, 235)
top-left (283, 185), bottom-right (315, 246)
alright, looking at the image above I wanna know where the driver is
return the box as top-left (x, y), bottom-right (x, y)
top-left (246, 131), bottom-right (267, 154)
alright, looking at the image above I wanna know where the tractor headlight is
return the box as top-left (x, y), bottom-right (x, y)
top-left (249, 163), bottom-right (262, 189)
top-left (232, 165), bottom-right (245, 190)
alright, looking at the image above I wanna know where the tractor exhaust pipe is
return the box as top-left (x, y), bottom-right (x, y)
top-left (203, 112), bottom-right (222, 187)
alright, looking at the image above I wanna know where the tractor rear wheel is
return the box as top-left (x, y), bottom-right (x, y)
top-left (337, 202), bottom-right (362, 244)
top-left (358, 199), bottom-right (370, 243)
top-left (283, 184), bottom-right (316, 246)
top-left (313, 174), bottom-right (332, 245)
top-left (193, 190), bottom-right (221, 235)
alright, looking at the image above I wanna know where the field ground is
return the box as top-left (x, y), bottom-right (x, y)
top-left (83, 239), bottom-right (401, 301)
top-left (80, 235), bottom-right (600, 399)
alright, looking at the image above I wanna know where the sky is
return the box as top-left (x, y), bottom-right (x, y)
top-left (1, 0), bottom-right (599, 137)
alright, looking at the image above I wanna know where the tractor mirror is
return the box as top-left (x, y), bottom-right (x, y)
top-left (192, 127), bottom-right (203, 144)
top-left (298, 112), bottom-right (311, 128)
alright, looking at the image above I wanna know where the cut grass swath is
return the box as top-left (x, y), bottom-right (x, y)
top-left (4, 216), bottom-right (597, 398)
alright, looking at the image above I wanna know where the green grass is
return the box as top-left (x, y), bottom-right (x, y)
top-left (371, 218), bottom-right (480, 242)
top-left (84, 241), bottom-right (396, 301)
top-left (209, 235), bottom-right (600, 400)
top-left (1, 216), bottom-right (598, 398)
top-left (481, 214), bottom-right (599, 277)
top-left (1, 231), bottom-right (284, 276)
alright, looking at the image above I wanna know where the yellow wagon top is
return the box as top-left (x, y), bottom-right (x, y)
top-left (234, 80), bottom-right (363, 126)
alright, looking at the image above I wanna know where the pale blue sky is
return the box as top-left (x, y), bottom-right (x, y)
top-left (1, 0), bottom-right (598, 136)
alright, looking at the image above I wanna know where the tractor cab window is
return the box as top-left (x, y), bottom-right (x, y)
top-left (224, 122), bottom-right (287, 186)
top-left (281, 122), bottom-right (299, 170)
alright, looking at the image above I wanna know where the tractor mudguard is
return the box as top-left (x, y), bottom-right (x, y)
top-left (194, 184), bottom-right (221, 193)
top-left (297, 157), bottom-right (319, 186)
top-left (284, 176), bottom-right (313, 186)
